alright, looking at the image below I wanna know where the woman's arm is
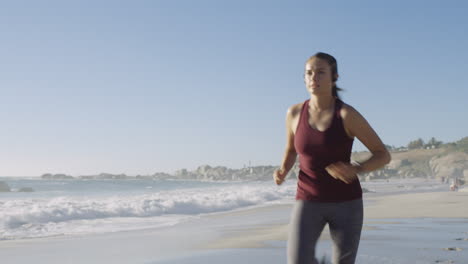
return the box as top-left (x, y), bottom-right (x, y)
top-left (274, 105), bottom-right (299, 185)
top-left (326, 105), bottom-right (391, 184)
top-left (344, 105), bottom-right (391, 172)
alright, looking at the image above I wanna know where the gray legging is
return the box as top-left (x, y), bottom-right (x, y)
top-left (287, 198), bottom-right (363, 264)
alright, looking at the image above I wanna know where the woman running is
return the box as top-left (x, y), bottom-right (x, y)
top-left (274, 52), bottom-right (391, 264)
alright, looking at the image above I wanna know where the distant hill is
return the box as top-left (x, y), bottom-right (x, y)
top-left (40, 137), bottom-right (468, 183)
top-left (352, 137), bottom-right (468, 183)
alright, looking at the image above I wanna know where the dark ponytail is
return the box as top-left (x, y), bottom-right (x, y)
top-left (332, 84), bottom-right (343, 99)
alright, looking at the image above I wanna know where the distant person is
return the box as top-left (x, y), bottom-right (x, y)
top-left (273, 52), bottom-right (391, 264)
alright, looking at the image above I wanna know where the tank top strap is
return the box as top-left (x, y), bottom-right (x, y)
top-left (297, 99), bottom-right (310, 129)
top-left (334, 98), bottom-right (343, 119)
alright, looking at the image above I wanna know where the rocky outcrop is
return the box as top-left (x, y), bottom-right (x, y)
top-left (355, 148), bottom-right (468, 182)
top-left (41, 173), bottom-right (132, 180)
top-left (41, 173), bottom-right (74, 180)
top-left (18, 187), bottom-right (34, 192)
top-left (429, 152), bottom-right (468, 181)
top-left (38, 166), bottom-right (290, 182)
top-left (135, 172), bottom-right (174, 180)
top-left (91, 173), bottom-right (128, 180)
top-left (170, 165), bottom-right (282, 181)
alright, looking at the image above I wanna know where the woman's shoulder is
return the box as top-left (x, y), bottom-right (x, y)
top-left (287, 101), bottom-right (306, 118)
top-left (338, 100), bottom-right (367, 131)
top-left (338, 101), bottom-right (363, 138)
top-left (338, 100), bottom-right (360, 120)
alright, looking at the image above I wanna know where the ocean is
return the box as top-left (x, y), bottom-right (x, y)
top-left (0, 177), bottom-right (448, 242)
top-left (0, 177), bottom-right (297, 241)
top-left (1, 177), bottom-right (465, 264)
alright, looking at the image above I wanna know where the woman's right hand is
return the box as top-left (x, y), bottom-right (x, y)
top-left (273, 168), bottom-right (287, 185)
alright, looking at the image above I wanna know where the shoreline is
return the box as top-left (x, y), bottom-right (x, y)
top-left (196, 190), bottom-right (468, 251)
top-left (1, 185), bottom-right (468, 263)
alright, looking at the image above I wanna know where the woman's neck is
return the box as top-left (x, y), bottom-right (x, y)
top-left (309, 95), bottom-right (335, 111)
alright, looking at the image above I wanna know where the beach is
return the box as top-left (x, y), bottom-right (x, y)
top-left (1, 180), bottom-right (467, 263)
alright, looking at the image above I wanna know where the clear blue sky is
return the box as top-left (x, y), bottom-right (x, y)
top-left (1, 1), bottom-right (467, 176)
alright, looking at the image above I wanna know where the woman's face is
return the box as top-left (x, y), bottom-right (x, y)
top-left (304, 58), bottom-right (336, 96)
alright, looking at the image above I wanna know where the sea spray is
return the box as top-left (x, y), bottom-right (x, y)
top-left (0, 180), bottom-right (296, 240)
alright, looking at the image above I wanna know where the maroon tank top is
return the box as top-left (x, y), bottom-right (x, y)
top-left (294, 98), bottom-right (362, 202)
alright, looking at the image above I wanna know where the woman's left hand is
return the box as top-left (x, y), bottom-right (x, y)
top-left (325, 162), bottom-right (359, 184)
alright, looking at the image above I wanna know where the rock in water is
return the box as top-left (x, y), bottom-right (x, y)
top-left (18, 187), bottom-right (34, 192)
top-left (443, 247), bottom-right (462, 251)
top-left (0, 181), bottom-right (11, 192)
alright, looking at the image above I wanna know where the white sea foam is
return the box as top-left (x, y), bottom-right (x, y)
top-left (0, 178), bottom-right (447, 240)
top-left (0, 181), bottom-right (296, 240)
